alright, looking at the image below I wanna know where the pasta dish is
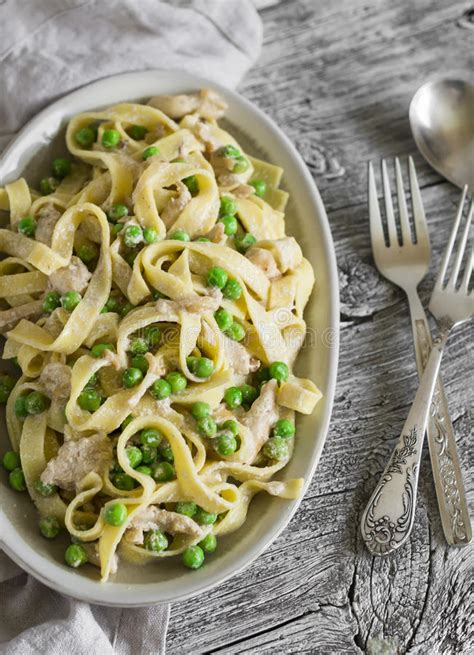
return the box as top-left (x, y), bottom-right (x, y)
top-left (0, 89), bottom-right (321, 580)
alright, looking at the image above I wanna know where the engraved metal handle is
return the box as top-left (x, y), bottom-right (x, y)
top-left (361, 331), bottom-right (449, 555)
top-left (407, 292), bottom-right (472, 546)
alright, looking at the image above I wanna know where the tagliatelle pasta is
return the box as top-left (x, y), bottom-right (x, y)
top-left (0, 88), bottom-right (321, 581)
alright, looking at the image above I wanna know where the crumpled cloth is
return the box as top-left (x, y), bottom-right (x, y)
top-left (0, 1), bottom-right (262, 653)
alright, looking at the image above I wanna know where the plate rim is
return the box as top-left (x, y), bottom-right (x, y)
top-left (0, 68), bottom-right (339, 606)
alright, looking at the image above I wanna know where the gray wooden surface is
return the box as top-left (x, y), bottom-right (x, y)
top-left (167, 1), bottom-right (473, 653)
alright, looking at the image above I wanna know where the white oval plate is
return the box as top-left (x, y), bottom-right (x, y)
top-left (0, 70), bottom-right (339, 607)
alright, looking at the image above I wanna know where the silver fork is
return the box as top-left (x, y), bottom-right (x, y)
top-left (361, 189), bottom-right (473, 555)
top-left (364, 158), bottom-right (471, 548)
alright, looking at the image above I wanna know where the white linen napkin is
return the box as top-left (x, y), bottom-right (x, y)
top-left (0, 1), bottom-right (262, 653)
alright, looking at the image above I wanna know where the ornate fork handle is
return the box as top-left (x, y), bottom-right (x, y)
top-left (408, 293), bottom-right (472, 545)
top-left (361, 331), bottom-right (449, 555)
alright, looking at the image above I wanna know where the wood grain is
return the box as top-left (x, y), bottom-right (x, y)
top-left (166, 1), bottom-right (473, 652)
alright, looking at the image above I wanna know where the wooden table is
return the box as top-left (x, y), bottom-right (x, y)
top-left (167, 2), bottom-right (473, 652)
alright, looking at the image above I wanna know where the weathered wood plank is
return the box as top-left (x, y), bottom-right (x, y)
top-left (166, 1), bottom-right (473, 653)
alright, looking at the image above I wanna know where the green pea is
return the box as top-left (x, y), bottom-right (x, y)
top-left (18, 216), bottom-right (37, 237)
top-left (25, 391), bottom-right (48, 415)
top-left (113, 472), bottom-right (136, 491)
top-left (221, 419), bottom-right (239, 436)
top-left (186, 356), bottom-right (214, 378)
top-left (131, 355), bottom-right (149, 374)
top-left (34, 479), bottom-right (57, 496)
top-left (65, 543), bottom-right (88, 568)
top-left (191, 402), bottom-right (211, 420)
top-left (160, 444), bottom-right (174, 463)
top-left (176, 501), bottom-right (197, 518)
top-left (74, 126), bottom-right (96, 148)
top-left (127, 125), bottom-right (148, 140)
top-left (78, 388), bottom-right (102, 412)
top-left (121, 414), bottom-right (134, 430)
top-left (195, 507), bottom-right (218, 525)
top-left (225, 322), bottom-right (245, 342)
top-left (222, 278), bottom-right (242, 300)
top-left (217, 144), bottom-right (240, 158)
top-left (151, 461), bottom-right (175, 482)
top-left (126, 446), bottom-right (143, 469)
top-left (144, 529), bottom-right (168, 552)
top-left (87, 373), bottom-right (98, 386)
top-left (183, 545), bottom-right (204, 569)
top-left (9, 468), bottom-right (26, 491)
top-left (144, 325), bottom-right (161, 347)
top-left (140, 428), bottom-right (163, 448)
top-left (250, 179), bottom-right (267, 198)
top-left (39, 516), bottom-right (60, 539)
top-left (214, 308), bottom-right (233, 332)
top-left (219, 215), bottom-right (238, 236)
top-left (199, 533), bottom-right (217, 553)
top-left (52, 158), bottom-right (71, 179)
top-left (234, 233), bottom-right (256, 253)
top-left (129, 337), bottom-right (149, 355)
top-left (141, 445), bottom-right (158, 465)
top-left (0, 375), bottom-right (15, 404)
top-left (102, 129), bottom-right (121, 149)
top-left (143, 227), bottom-right (158, 244)
top-left (169, 229), bottom-right (190, 242)
top-left (121, 301), bottom-right (136, 316)
top-left (263, 436), bottom-right (289, 461)
top-left (111, 222), bottom-right (124, 237)
top-left (76, 243), bottom-right (99, 263)
top-left (240, 384), bottom-right (257, 405)
top-left (195, 237), bottom-right (210, 242)
top-left (207, 266), bottom-right (228, 289)
top-left (105, 502), bottom-right (128, 526)
top-left (39, 177), bottom-right (59, 195)
top-left (123, 367), bottom-right (144, 388)
top-left (135, 465), bottom-right (152, 476)
top-left (197, 415), bottom-right (217, 438)
top-left (274, 419), bottom-right (295, 438)
top-left (143, 146), bottom-right (160, 160)
top-left (107, 203), bottom-right (129, 222)
top-left (224, 386), bottom-right (243, 409)
top-left (183, 175), bottom-right (199, 196)
top-left (269, 361), bottom-right (289, 382)
top-left (61, 291), bottom-right (82, 312)
top-left (233, 156), bottom-right (249, 174)
top-left (123, 225), bottom-right (143, 248)
top-left (219, 196), bottom-right (237, 217)
top-left (14, 396), bottom-right (28, 418)
top-left (255, 366), bottom-right (270, 385)
top-left (91, 343), bottom-right (115, 358)
top-left (165, 371), bottom-right (187, 393)
top-left (101, 296), bottom-right (121, 313)
top-left (215, 432), bottom-right (237, 456)
top-left (42, 290), bottom-right (61, 313)
top-left (150, 379), bottom-right (172, 400)
top-left (2, 450), bottom-right (20, 471)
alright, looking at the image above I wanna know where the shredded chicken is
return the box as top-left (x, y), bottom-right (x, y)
top-left (125, 506), bottom-right (203, 545)
top-left (39, 362), bottom-right (71, 403)
top-left (0, 299), bottom-right (44, 334)
top-left (156, 294), bottom-right (221, 317)
top-left (180, 114), bottom-right (221, 153)
top-left (217, 172), bottom-right (243, 188)
top-left (207, 221), bottom-right (226, 244)
top-left (233, 184), bottom-right (254, 198)
top-left (161, 181), bottom-right (192, 228)
top-left (49, 256), bottom-right (92, 295)
top-left (41, 433), bottom-right (112, 491)
top-left (246, 247), bottom-right (281, 280)
top-left (35, 204), bottom-right (62, 245)
top-left (148, 89), bottom-right (227, 121)
top-left (242, 379), bottom-right (279, 461)
top-left (42, 308), bottom-right (67, 337)
top-left (269, 237), bottom-right (303, 273)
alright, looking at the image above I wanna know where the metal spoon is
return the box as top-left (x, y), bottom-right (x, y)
top-left (409, 79), bottom-right (474, 190)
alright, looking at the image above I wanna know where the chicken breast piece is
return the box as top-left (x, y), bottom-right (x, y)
top-left (39, 362), bottom-right (72, 403)
top-left (148, 89), bottom-right (227, 121)
top-left (1, 299), bottom-right (44, 334)
top-left (161, 181), bottom-right (192, 228)
top-left (41, 433), bottom-right (112, 491)
top-left (242, 379), bottom-right (279, 460)
top-left (35, 204), bottom-right (62, 246)
top-left (49, 256), bottom-right (92, 295)
top-left (125, 506), bottom-right (203, 544)
top-left (246, 247), bottom-right (281, 280)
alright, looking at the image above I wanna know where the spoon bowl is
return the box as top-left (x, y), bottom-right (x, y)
top-left (409, 79), bottom-right (474, 190)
